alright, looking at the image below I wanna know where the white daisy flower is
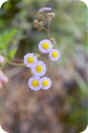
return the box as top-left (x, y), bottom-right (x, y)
top-left (24, 53), bottom-right (37, 68)
top-left (28, 76), bottom-right (41, 91)
top-left (38, 39), bottom-right (53, 54)
top-left (49, 49), bottom-right (61, 61)
top-left (31, 60), bottom-right (47, 77)
top-left (40, 77), bottom-right (52, 90)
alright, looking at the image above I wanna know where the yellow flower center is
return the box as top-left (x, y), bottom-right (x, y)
top-left (42, 42), bottom-right (49, 49)
top-left (52, 51), bottom-right (58, 58)
top-left (36, 65), bottom-right (43, 73)
top-left (32, 80), bottom-right (39, 87)
top-left (27, 56), bottom-right (34, 64)
top-left (42, 80), bottom-right (49, 87)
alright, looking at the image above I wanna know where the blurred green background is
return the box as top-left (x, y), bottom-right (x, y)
top-left (0, 0), bottom-right (88, 133)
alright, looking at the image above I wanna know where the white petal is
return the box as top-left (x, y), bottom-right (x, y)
top-left (0, 0), bottom-right (8, 7)
top-left (81, 126), bottom-right (88, 133)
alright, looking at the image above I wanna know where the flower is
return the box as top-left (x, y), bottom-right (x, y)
top-left (28, 76), bottom-right (41, 91)
top-left (40, 77), bottom-right (52, 90)
top-left (24, 53), bottom-right (37, 68)
top-left (0, 55), bottom-right (5, 64)
top-left (49, 49), bottom-right (61, 61)
top-left (31, 60), bottom-right (47, 77)
top-left (38, 39), bottom-right (53, 54)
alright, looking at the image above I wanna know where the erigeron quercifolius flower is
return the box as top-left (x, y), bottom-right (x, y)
top-left (0, 0), bottom-right (8, 7)
top-left (31, 60), bottom-right (47, 77)
top-left (28, 76), bottom-right (41, 91)
top-left (38, 39), bottom-right (53, 54)
top-left (0, 55), bottom-right (5, 64)
top-left (40, 77), bottom-right (52, 90)
top-left (24, 53), bottom-right (38, 68)
top-left (49, 49), bottom-right (61, 61)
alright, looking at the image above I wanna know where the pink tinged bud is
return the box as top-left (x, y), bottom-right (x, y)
top-left (39, 7), bottom-right (52, 12)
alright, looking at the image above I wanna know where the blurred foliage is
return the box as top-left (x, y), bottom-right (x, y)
top-left (0, 0), bottom-right (88, 58)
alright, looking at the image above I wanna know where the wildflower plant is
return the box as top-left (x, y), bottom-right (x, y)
top-left (0, 6), bottom-right (61, 91)
top-left (23, 7), bottom-right (61, 91)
